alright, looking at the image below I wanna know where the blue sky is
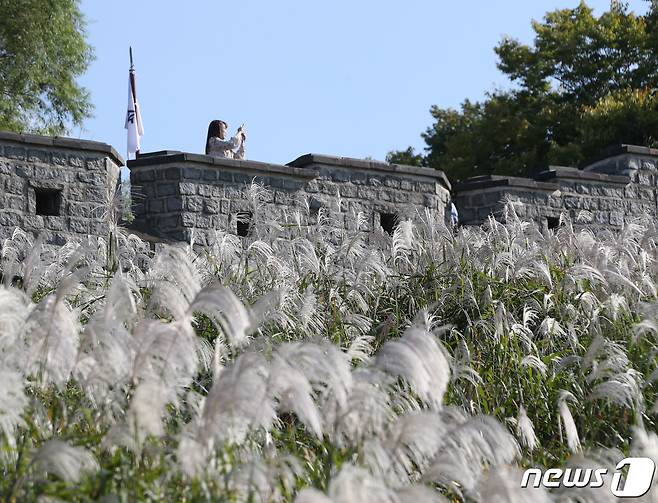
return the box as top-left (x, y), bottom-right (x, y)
top-left (78, 1), bottom-right (649, 166)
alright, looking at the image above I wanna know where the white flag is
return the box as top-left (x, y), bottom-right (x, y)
top-left (124, 73), bottom-right (144, 158)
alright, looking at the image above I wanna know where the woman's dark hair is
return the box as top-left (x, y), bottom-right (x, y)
top-left (205, 120), bottom-right (227, 154)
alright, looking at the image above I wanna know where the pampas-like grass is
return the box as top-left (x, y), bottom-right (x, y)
top-left (4, 197), bottom-right (658, 500)
top-left (473, 465), bottom-right (552, 503)
top-left (74, 275), bottom-right (139, 400)
top-left (558, 391), bottom-right (581, 454)
top-left (0, 369), bottom-right (28, 441)
top-left (516, 406), bottom-right (538, 452)
top-left (23, 284), bottom-right (81, 389)
top-left (33, 440), bottom-right (99, 483)
top-left (424, 415), bottom-right (520, 496)
top-left (375, 326), bottom-right (451, 410)
top-left (363, 411), bottom-right (447, 486)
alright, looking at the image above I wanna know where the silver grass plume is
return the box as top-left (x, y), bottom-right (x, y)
top-left (588, 369), bottom-right (644, 410)
top-left (520, 355), bottom-right (548, 376)
top-left (189, 283), bottom-right (260, 351)
top-left (474, 464), bottom-right (552, 503)
top-left (147, 246), bottom-right (202, 320)
top-left (105, 378), bottom-right (176, 452)
top-left (0, 369), bottom-right (28, 444)
top-left (296, 464), bottom-right (419, 503)
top-left (23, 273), bottom-right (82, 389)
top-left (295, 488), bottom-right (333, 503)
top-left (347, 334), bottom-right (375, 363)
top-left (630, 424), bottom-right (658, 501)
top-left (554, 449), bottom-right (620, 503)
top-left (375, 325), bottom-right (451, 409)
top-left (229, 453), bottom-right (304, 503)
top-left (74, 275), bottom-right (139, 400)
top-left (424, 415), bottom-right (520, 496)
top-left (278, 340), bottom-right (353, 411)
top-left (193, 352), bottom-right (274, 449)
top-left (33, 440), bottom-right (99, 483)
top-left (516, 406), bottom-right (538, 452)
top-left (362, 411), bottom-right (448, 486)
top-left (0, 286), bottom-right (30, 354)
top-left (323, 368), bottom-right (392, 447)
top-left (392, 219), bottom-right (416, 269)
top-left (450, 336), bottom-right (483, 388)
top-left (131, 319), bottom-right (199, 389)
top-left (557, 390), bottom-right (581, 454)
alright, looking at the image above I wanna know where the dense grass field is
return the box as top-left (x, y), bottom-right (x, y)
top-left (1, 188), bottom-right (657, 502)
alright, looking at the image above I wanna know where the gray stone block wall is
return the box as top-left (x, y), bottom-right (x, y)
top-left (128, 152), bottom-right (452, 245)
top-left (454, 150), bottom-right (658, 231)
top-left (0, 132), bottom-right (123, 246)
top-left (7, 129), bottom-right (658, 248)
top-left (584, 145), bottom-right (658, 177)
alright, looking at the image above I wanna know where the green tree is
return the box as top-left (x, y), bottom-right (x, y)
top-left (391, 1), bottom-right (658, 181)
top-left (385, 146), bottom-right (424, 167)
top-left (0, 0), bottom-right (94, 135)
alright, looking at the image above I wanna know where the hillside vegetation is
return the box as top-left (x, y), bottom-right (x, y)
top-left (1, 185), bottom-right (657, 501)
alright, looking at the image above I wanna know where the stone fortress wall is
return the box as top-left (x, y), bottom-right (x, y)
top-left (128, 151), bottom-right (452, 246)
top-left (0, 132), bottom-right (122, 245)
top-left (455, 145), bottom-right (658, 232)
top-left (0, 132), bottom-right (451, 246)
top-left (2, 131), bottom-right (658, 248)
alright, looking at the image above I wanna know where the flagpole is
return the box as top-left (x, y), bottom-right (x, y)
top-left (125, 46), bottom-right (144, 159)
top-left (129, 47), bottom-right (139, 155)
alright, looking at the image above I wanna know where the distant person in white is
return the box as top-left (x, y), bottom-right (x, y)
top-left (450, 202), bottom-right (459, 228)
top-left (205, 119), bottom-right (246, 159)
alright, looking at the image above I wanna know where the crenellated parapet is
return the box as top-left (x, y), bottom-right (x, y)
top-left (127, 151), bottom-right (452, 245)
top-left (454, 145), bottom-right (658, 231)
top-left (0, 131), bottom-right (123, 246)
top-left (4, 128), bottom-right (658, 248)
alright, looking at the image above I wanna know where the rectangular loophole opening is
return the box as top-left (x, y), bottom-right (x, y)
top-left (237, 211), bottom-right (252, 237)
top-left (546, 216), bottom-right (560, 230)
top-left (35, 188), bottom-right (62, 216)
top-left (380, 212), bottom-right (399, 235)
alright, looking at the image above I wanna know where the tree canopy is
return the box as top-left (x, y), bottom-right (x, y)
top-left (388, 1), bottom-right (658, 181)
top-left (0, 0), bottom-right (93, 135)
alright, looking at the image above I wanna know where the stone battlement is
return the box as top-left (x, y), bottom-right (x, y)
top-left (128, 151), bottom-right (451, 245)
top-left (455, 146), bottom-right (658, 231)
top-left (0, 131), bottom-right (122, 245)
top-left (2, 130), bottom-right (658, 247)
top-left (0, 131), bottom-right (452, 247)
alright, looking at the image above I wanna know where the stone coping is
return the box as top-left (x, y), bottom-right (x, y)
top-left (535, 166), bottom-right (630, 184)
top-left (127, 152), bottom-right (320, 179)
top-left (455, 174), bottom-right (558, 192)
top-left (583, 144), bottom-right (658, 167)
top-left (0, 131), bottom-right (124, 166)
top-left (287, 153), bottom-right (451, 190)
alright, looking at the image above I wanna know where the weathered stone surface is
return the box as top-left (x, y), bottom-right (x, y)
top-left (167, 198), bottom-right (183, 212)
top-left (32, 132), bottom-right (658, 246)
top-left (5, 146), bottom-right (26, 160)
top-left (455, 152), bottom-right (658, 231)
top-left (28, 149), bottom-right (50, 163)
top-left (0, 133), bottom-right (123, 246)
top-left (69, 218), bottom-right (90, 234)
top-left (185, 196), bottom-right (203, 212)
top-left (179, 182), bottom-right (196, 195)
top-left (166, 167), bottom-right (182, 180)
top-left (156, 183), bottom-right (177, 197)
top-left (148, 199), bottom-right (165, 213)
top-left (203, 199), bottom-right (219, 214)
top-left (125, 151), bottom-right (450, 244)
